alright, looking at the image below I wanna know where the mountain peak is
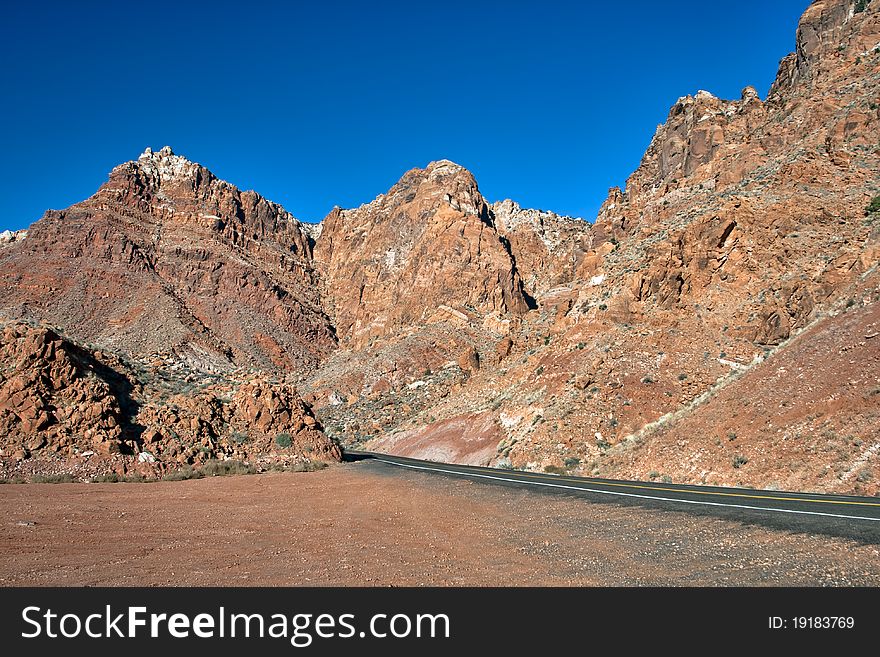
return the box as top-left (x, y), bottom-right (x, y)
top-left (129, 145), bottom-right (204, 184)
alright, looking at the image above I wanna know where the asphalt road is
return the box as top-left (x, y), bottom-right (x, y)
top-left (344, 450), bottom-right (880, 544)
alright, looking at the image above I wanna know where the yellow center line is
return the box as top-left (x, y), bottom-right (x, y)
top-left (381, 456), bottom-right (880, 508)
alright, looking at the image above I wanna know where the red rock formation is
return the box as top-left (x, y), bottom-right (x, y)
top-left (349, 1), bottom-right (880, 495)
top-left (314, 160), bottom-right (532, 348)
top-left (0, 319), bottom-right (340, 474)
top-left (0, 322), bottom-right (128, 458)
top-left (2, 1), bottom-right (879, 493)
top-left (0, 146), bottom-right (335, 373)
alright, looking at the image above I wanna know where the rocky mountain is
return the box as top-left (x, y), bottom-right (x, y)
top-left (1, 0), bottom-right (878, 493)
top-left (0, 146), bottom-right (335, 374)
top-left (314, 160), bottom-right (533, 349)
top-left (319, 0), bottom-right (880, 495)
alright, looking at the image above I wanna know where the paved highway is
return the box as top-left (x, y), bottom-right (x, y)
top-left (344, 450), bottom-right (880, 543)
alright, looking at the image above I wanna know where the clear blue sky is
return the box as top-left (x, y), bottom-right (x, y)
top-left (0, 0), bottom-right (808, 231)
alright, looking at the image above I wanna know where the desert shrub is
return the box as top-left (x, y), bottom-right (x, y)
top-left (200, 459), bottom-right (255, 477)
top-left (275, 433), bottom-right (293, 448)
top-left (288, 460), bottom-right (329, 473)
top-left (732, 454), bottom-right (749, 469)
top-left (90, 474), bottom-right (121, 483)
top-left (563, 457), bottom-right (581, 468)
top-left (543, 465), bottom-right (566, 475)
top-left (31, 473), bottom-right (75, 484)
top-left (162, 466), bottom-right (202, 481)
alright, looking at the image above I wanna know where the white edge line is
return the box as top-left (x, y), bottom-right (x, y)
top-left (374, 458), bottom-right (880, 523)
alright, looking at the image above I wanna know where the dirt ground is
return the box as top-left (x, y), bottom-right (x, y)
top-left (1, 462), bottom-right (879, 586)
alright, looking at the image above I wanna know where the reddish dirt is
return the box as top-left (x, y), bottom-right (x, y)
top-left (365, 411), bottom-right (503, 465)
top-left (606, 298), bottom-right (880, 495)
top-left (2, 463), bottom-right (878, 586)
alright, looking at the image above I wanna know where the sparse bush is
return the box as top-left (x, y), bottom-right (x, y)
top-left (535, 366), bottom-right (544, 376)
top-left (856, 468), bottom-right (873, 483)
top-left (864, 195), bottom-right (880, 215)
top-left (678, 373), bottom-right (688, 381)
top-left (647, 471), bottom-right (660, 480)
top-left (732, 454), bottom-right (749, 469)
top-left (90, 473), bottom-right (121, 483)
top-left (292, 460), bottom-right (329, 472)
top-left (544, 464), bottom-right (566, 475)
top-left (163, 466), bottom-right (202, 481)
top-left (641, 375), bottom-right (655, 384)
top-left (727, 432), bottom-right (737, 441)
top-left (232, 432), bottom-right (249, 444)
top-left (200, 459), bottom-right (255, 477)
top-left (660, 475), bottom-right (673, 484)
top-left (31, 473), bottom-right (75, 484)
top-left (275, 433), bottom-right (293, 448)
top-left (563, 457), bottom-right (581, 468)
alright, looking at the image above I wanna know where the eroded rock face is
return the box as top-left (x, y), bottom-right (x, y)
top-left (314, 160), bottom-right (531, 348)
top-left (491, 199), bottom-right (593, 298)
top-left (0, 320), bottom-right (340, 472)
top-left (0, 322), bottom-right (127, 457)
top-left (582, 0), bottom-right (880, 345)
top-left (0, 146), bottom-right (336, 373)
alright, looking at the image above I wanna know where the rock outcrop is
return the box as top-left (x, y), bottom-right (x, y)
top-left (0, 322), bottom-right (126, 457)
top-left (491, 199), bottom-right (592, 298)
top-left (0, 319), bottom-right (340, 477)
top-left (0, 229), bottom-right (26, 247)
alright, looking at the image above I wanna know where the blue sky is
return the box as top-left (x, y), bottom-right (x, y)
top-left (0, 1), bottom-right (807, 231)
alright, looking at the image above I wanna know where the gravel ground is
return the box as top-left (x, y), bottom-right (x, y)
top-left (1, 462), bottom-right (879, 586)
